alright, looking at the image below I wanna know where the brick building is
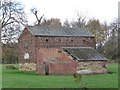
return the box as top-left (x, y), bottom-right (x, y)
top-left (18, 26), bottom-right (107, 75)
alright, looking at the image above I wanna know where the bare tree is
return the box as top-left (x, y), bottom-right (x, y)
top-left (71, 12), bottom-right (86, 28)
top-left (102, 19), bottom-right (119, 60)
top-left (0, 0), bottom-right (27, 43)
top-left (63, 19), bottom-right (70, 28)
top-left (109, 18), bottom-right (118, 39)
top-left (31, 8), bottom-right (44, 25)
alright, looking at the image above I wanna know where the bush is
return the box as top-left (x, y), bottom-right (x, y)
top-left (5, 65), bottom-right (18, 70)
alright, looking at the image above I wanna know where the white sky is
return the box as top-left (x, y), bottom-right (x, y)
top-left (19, 0), bottom-right (119, 25)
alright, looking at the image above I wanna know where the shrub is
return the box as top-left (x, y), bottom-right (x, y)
top-left (5, 65), bottom-right (18, 70)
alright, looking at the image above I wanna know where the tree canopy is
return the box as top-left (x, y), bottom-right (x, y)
top-left (0, 0), bottom-right (27, 44)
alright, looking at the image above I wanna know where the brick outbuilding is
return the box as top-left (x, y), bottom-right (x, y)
top-left (18, 25), bottom-right (107, 75)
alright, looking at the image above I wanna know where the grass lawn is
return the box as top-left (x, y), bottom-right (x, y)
top-left (0, 64), bottom-right (2, 89)
top-left (1, 63), bottom-right (118, 88)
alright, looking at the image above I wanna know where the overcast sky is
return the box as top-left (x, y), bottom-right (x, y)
top-left (19, 0), bottom-right (119, 25)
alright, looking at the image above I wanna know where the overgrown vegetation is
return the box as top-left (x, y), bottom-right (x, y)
top-left (2, 63), bottom-right (118, 88)
top-left (2, 43), bottom-right (18, 64)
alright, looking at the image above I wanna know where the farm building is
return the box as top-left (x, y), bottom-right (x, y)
top-left (18, 25), bottom-right (107, 75)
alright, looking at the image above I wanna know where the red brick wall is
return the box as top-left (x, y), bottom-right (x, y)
top-left (36, 48), bottom-right (77, 74)
top-left (19, 28), bottom-right (95, 64)
top-left (36, 48), bottom-right (75, 74)
top-left (19, 28), bottom-right (96, 74)
top-left (35, 36), bottom-right (96, 48)
top-left (18, 28), bottom-right (36, 64)
top-left (34, 35), bottom-right (95, 74)
top-left (48, 61), bottom-right (77, 75)
top-left (36, 48), bottom-right (72, 61)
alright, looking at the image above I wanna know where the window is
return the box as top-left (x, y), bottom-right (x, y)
top-left (45, 39), bottom-right (48, 42)
top-left (83, 39), bottom-right (85, 42)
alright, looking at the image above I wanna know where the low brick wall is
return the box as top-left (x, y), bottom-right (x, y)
top-left (77, 60), bottom-right (107, 74)
top-left (19, 60), bottom-right (107, 74)
top-left (48, 61), bottom-right (77, 75)
top-left (19, 63), bottom-right (36, 71)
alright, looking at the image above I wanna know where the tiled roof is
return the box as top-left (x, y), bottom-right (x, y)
top-left (63, 47), bottom-right (107, 60)
top-left (27, 26), bottom-right (94, 37)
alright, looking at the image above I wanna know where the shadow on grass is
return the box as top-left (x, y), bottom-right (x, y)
top-left (3, 70), bottom-right (40, 76)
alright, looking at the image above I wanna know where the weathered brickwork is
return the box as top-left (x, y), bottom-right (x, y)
top-left (77, 61), bottom-right (107, 74)
top-left (35, 48), bottom-right (76, 74)
top-left (35, 36), bottom-right (96, 48)
top-left (19, 28), bottom-right (95, 64)
top-left (48, 61), bottom-right (77, 75)
top-left (18, 28), bottom-right (36, 64)
top-left (19, 63), bottom-right (36, 71)
top-left (18, 28), bottom-right (107, 74)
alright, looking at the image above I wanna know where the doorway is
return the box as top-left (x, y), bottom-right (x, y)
top-left (44, 62), bottom-right (49, 75)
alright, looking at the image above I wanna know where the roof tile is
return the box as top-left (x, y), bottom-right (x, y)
top-left (63, 47), bottom-right (107, 60)
top-left (27, 26), bottom-right (94, 37)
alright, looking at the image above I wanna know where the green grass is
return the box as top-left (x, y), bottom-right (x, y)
top-left (1, 63), bottom-right (118, 88)
top-left (0, 64), bottom-right (2, 89)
